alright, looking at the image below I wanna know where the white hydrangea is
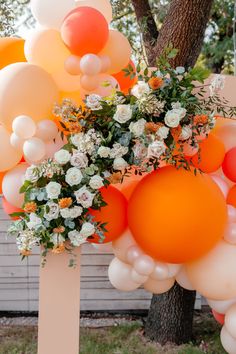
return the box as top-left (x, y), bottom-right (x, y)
top-left (147, 141), bottom-right (166, 159)
top-left (179, 125), bottom-right (192, 141)
top-left (25, 165), bottom-right (40, 183)
top-left (156, 126), bottom-right (170, 140)
top-left (80, 222), bottom-right (95, 238)
top-left (54, 149), bottom-right (71, 165)
top-left (65, 167), bottom-right (83, 187)
top-left (46, 181), bottom-right (62, 199)
top-left (110, 143), bottom-right (128, 159)
top-left (44, 202), bottom-right (60, 221)
top-left (89, 175), bottom-right (104, 190)
top-left (131, 81), bottom-right (151, 99)
top-left (68, 230), bottom-right (87, 247)
top-left (113, 104), bottom-right (133, 124)
top-left (164, 110), bottom-right (181, 128)
top-left (97, 146), bottom-right (111, 158)
top-left (129, 118), bottom-right (146, 137)
top-left (71, 151), bottom-right (88, 169)
top-left (113, 157), bottom-right (128, 171)
top-left (86, 94), bottom-right (102, 110)
top-left (26, 213), bottom-right (42, 230)
top-left (74, 186), bottom-right (95, 208)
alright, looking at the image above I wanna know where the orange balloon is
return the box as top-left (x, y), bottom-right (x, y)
top-left (113, 60), bottom-right (137, 93)
top-left (0, 172), bottom-right (5, 194)
top-left (2, 197), bottom-right (23, 220)
top-left (191, 133), bottom-right (225, 173)
top-left (128, 166), bottom-right (227, 263)
top-left (227, 185), bottom-right (236, 208)
top-left (89, 186), bottom-right (128, 243)
top-left (212, 116), bottom-right (235, 134)
top-left (0, 37), bottom-right (26, 69)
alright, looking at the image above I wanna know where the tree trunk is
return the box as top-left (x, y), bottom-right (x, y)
top-left (145, 283), bottom-right (196, 345)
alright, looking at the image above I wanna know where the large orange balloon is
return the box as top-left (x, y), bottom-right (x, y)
top-left (0, 38), bottom-right (26, 69)
top-left (227, 185), bottom-right (236, 208)
top-left (61, 7), bottom-right (109, 57)
top-left (113, 60), bottom-right (137, 93)
top-left (191, 134), bottom-right (225, 173)
top-left (128, 166), bottom-right (227, 263)
top-left (89, 186), bottom-right (128, 243)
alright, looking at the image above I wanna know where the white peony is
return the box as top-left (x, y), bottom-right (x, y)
top-left (46, 181), bottom-right (62, 199)
top-left (54, 149), bottom-right (71, 165)
top-left (74, 186), bottom-right (95, 208)
top-left (25, 165), bottom-right (39, 183)
top-left (97, 146), bottom-right (111, 158)
top-left (113, 157), bottom-right (128, 171)
top-left (71, 151), bottom-right (88, 168)
top-left (156, 126), bottom-right (170, 140)
top-left (44, 202), bottom-right (60, 221)
top-left (65, 167), bottom-right (83, 187)
top-left (89, 175), bottom-right (104, 190)
top-left (179, 125), bottom-right (192, 140)
top-left (164, 110), bottom-right (181, 128)
top-left (131, 81), bottom-right (151, 99)
top-left (113, 104), bottom-right (133, 124)
top-left (26, 213), bottom-right (42, 230)
top-left (129, 118), bottom-right (146, 137)
top-left (110, 143), bottom-right (128, 159)
top-left (68, 230), bottom-right (87, 247)
top-left (86, 94), bottom-right (102, 110)
top-left (80, 222), bottom-right (95, 238)
top-left (148, 141), bottom-right (166, 159)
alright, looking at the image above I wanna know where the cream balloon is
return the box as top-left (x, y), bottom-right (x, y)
top-left (10, 133), bottom-right (25, 151)
top-left (80, 74), bottom-right (100, 91)
top-left (0, 63), bottom-right (59, 130)
top-left (35, 120), bottom-right (58, 142)
top-left (228, 205), bottom-right (236, 223)
top-left (23, 137), bottom-right (46, 163)
top-left (131, 269), bottom-right (148, 284)
top-left (108, 258), bottom-right (140, 291)
top-left (80, 54), bottom-right (102, 76)
top-left (65, 55), bottom-right (81, 76)
top-left (31, 0), bottom-right (75, 29)
top-left (225, 304), bottom-right (236, 339)
top-left (207, 298), bottom-right (236, 315)
top-left (99, 30), bottom-right (131, 74)
top-left (224, 223), bottom-right (236, 245)
top-left (186, 241), bottom-right (236, 300)
top-left (2, 163), bottom-right (28, 208)
top-left (75, 0), bottom-right (113, 23)
top-left (150, 262), bottom-right (170, 281)
top-left (168, 264), bottom-right (182, 278)
top-left (45, 133), bottom-right (67, 159)
top-left (144, 278), bottom-right (175, 295)
top-left (52, 70), bottom-right (81, 92)
top-left (211, 175), bottom-right (229, 198)
top-left (24, 29), bottom-right (70, 74)
top-left (221, 326), bottom-right (236, 354)
top-left (215, 123), bottom-right (236, 152)
top-left (126, 245), bottom-right (143, 265)
top-left (112, 229), bottom-right (136, 263)
top-left (93, 74), bottom-right (120, 97)
top-left (99, 55), bottom-right (111, 73)
top-left (133, 255), bottom-right (155, 276)
top-left (176, 268), bottom-right (195, 291)
top-left (12, 115), bottom-right (36, 140)
top-left (0, 126), bottom-right (22, 172)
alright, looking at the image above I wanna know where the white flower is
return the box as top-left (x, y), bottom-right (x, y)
top-left (164, 110), bottom-right (181, 128)
top-left (80, 222), bottom-right (95, 238)
top-left (60, 208), bottom-right (71, 219)
top-left (147, 141), bottom-right (166, 159)
top-left (71, 131), bottom-right (98, 155)
top-left (110, 143), bottom-right (128, 159)
top-left (156, 126), bottom-right (170, 140)
top-left (74, 186), bottom-right (95, 208)
top-left (54, 149), bottom-right (71, 165)
top-left (173, 108), bottom-right (187, 120)
top-left (129, 118), bottom-right (146, 137)
top-left (70, 206), bottom-right (83, 219)
top-left (131, 81), bottom-right (151, 99)
top-left (132, 142), bottom-right (148, 160)
top-left (89, 175), bottom-right (104, 190)
top-left (209, 75), bottom-right (225, 96)
top-left (71, 151), bottom-right (88, 168)
top-left (113, 104), bottom-right (133, 124)
top-left (44, 202), bottom-right (60, 221)
top-left (86, 94), bottom-right (102, 110)
top-left (65, 167), bottom-right (83, 187)
top-left (113, 157), bottom-right (128, 171)
top-left (68, 230), bottom-right (87, 247)
top-left (26, 213), bottom-right (42, 230)
top-left (51, 234), bottom-right (65, 246)
top-left (97, 146), bottom-right (111, 158)
top-left (71, 133), bottom-right (85, 148)
top-left (175, 67), bottom-right (185, 74)
top-left (46, 182), bottom-right (62, 199)
top-left (103, 171), bottom-right (112, 179)
top-left (25, 165), bottom-right (39, 183)
top-left (179, 125), bottom-right (192, 140)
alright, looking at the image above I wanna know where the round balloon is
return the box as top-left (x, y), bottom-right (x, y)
top-left (128, 166), bottom-right (227, 263)
top-left (0, 38), bottom-right (26, 69)
top-left (52, 69), bottom-right (81, 92)
top-left (221, 326), bottom-right (236, 354)
top-left (23, 137), bottom-right (46, 163)
top-left (227, 186), bottom-right (236, 208)
top-left (222, 147), bottom-right (236, 183)
top-left (75, 0), bottom-right (113, 23)
top-left (108, 258), bottom-right (140, 291)
top-left (0, 126), bottom-right (22, 172)
top-left (12, 115), bottom-right (36, 140)
top-left (208, 298), bottom-right (236, 315)
top-left (144, 278), bottom-right (175, 295)
top-left (35, 120), bottom-right (58, 142)
top-left (225, 304), bottom-right (236, 339)
top-left (93, 74), bottom-right (120, 97)
top-left (112, 229), bottom-right (136, 263)
top-left (0, 63), bottom-right (59, 130)
top-left (2, 197), bottom-right (24, 220)
top-left (89, 186), bottom-right (128, 244)
top-left (214, 123), bottom-right (236, 152)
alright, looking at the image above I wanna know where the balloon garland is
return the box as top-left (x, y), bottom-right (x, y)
top-left (1, 0), bottom-right (236, 352)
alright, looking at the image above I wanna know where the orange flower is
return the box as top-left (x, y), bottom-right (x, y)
top-left (148, 77), bottom-right (164, 90)
top-left (52, 243), bottom-right (65, 254)
top-left (145, 122), bottom-right (163, 133)
top-left (194, 114), bottom-right (208, 125)
top-left (20, 250), bottom-right (32, 257)
top-left (53, 226), bottom-right (65, 234)
top-left (59, 198), bottom-right (73, 209)
top-left (24, 202), bottom-right (37, 213)
top-left (171, 125), bottom-right (182, 141)
top-left (108, 172), bottom-right (122, 184)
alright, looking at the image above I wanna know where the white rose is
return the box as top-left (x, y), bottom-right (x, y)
top-left (70, 206), bottom-right (83, 219)
top-left (131, 81), bottom-right (151, 99)
top-left (110, 143), bottom-right (129, 159)
top-left (60, 208), bottom-right (71, 219)
top-left (74, 186), bottom-right (95, 208)
top-left (54, 149), bottom-right (71, 165)
top-left (179, 125), bottom-right (192, 140)
top-left (97, 146), bottom-right (111, 158)
top-left (71, 151), bottom-right (88, 168)
top-left (46, 182), bottom-right (62, 199)
top-left (148, 141), bottom-right (166, 159)
top-left (71, 133), bottom-right (84, 148)
top-left (26, 213), bottom-right (42, 230)
top-left (68, 230), bottom-right (87, 247)
top-left (113, 104), bottom-right (133, 124)
top-left (164, 110), bottom-right (181, 128)
top-left (65, 167), bottom-right (83, 187)
top-left (132, 142), bottom-right (148, 160)
top-left (80, 222), bottom-right (95, 238)
top-left (25, 165), bottom-right (39, 183)
top-left (44, 202), bottom-right (60, 221)
top-left (173, 108), bottom-right (187, 120)
top-left (89, 175), bottom-right (104, 190)
top-left (156, 126), bottom-right (170, 140)
top-left (113, 157), bottom-right (128, 171)
top-left (86, 94), bottom-right (102, 110)
top-left (129, 118), bottom-right (146, 137)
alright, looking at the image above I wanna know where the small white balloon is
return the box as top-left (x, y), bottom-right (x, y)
top-left (35, 120), bottom-right (58, 142)
top-left (221, 325), bottom-right (236, 354)
top-left (224, 223), bottom-right (236, 245)
top-left (10, 133), bottom-right (25, 151)
top-left (99, 55), bottom-right (111, 73)
top-left (80, 54), bottom-right (102, 76)
top-left (112, 229), bottom-right (136, 263)
top-left (176, 267), bottom-right (195, 291)
top-left (228, 205), bottom-right (236, 223)
top-left (133, 255), bottom-right (155, 276)
top-left (23, 137), bottom-right (46, 162)
top-left (168, 263), bottom-right (182, 278)
top-left (108, 258), bottom-right (140, 292)
top-left (65, 55), bottom-right (81, 76)
top-left (12, 115), bottom-right (36, 140)
top-left (225, 304), bottom-right (236, 339)
top-left (208, 298), bottom-right (236, 315)
top-left (126, 245), bottom-right (143, 265)
top-left (131, 269), bottom-right (148, 284)
top-left (150, 262), bottom-right (170, 281)
top-left (144, 277), bottom-right (175, 295)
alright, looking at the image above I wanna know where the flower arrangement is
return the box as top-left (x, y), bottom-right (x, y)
top-left (8, 50), bottom-right (236, 261)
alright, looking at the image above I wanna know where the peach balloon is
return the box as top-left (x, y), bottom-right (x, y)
top-left (221, 326), bottom-right (236, 354)
top-left (0, 63), bottom-right (59, 130)
top-left (0, 38), bottom-right (26, 69)
top-left (35, 120), bottom-right (58, 142)
top-left (175, 268), bottom-right (195, 291)
top-left (12, 115), bottom-right (36, 140)
top-left (131, 269), bottom-right (148, 284)
top-left (80, 74), bottom-right (99, 91)
top-left (186, 241), bottom-right (236, 300)
top-left (10, 133), bottom-right (25, 151)
top-left (112, 229), bottom-right (136, 263)
top-left (80, 54), bottom-right (102, 76)
top-left (108, 258), bottom-right (140, 291)
top-left (99, 55), bottom-right (111, 73)
top-left (52, 69), bottom-right (81, 92)
top-left (211, 175), bottom-right (229, 198)
top-left (228, 186), bottom-right (236, 208)
top-left (59, 90), bottom-right (84, 107)
top-left (215, 123), bottom-right (236, 152)
top-left (224, 223), bottom-right (236, 244)
top-left (150, 262), bottom-right (169, 281)
top-left (0, 126), bottom-right (22, 172)
top-left (23, 137), bottom-right (46, 163)
top-left (168, 264), bottom-right (182, 278)
top-left (225, 304), bottom-right (236, 339)
top-left (144, 278), bottom-right (175, 295)
top-left (126, 245), bottom-right (143, 265)
top-left (75, 0), bottom-right (113, 23)
top-left (99, 30), bottom-right (132, 74)
top-left (208, 298), bottom-right (236, 315)
top-left (228, 205), bottom-right (236, 223)
top-left (93, 74), bottom-right (120, 97)
top-left (133, 255), bottom-right (155, 276)
top-left (2, 197), bottom-right (23, 220)
top-left (128, 166), bottom-right (227, 263)
top-left (64, 55), bottom-right (81, 76)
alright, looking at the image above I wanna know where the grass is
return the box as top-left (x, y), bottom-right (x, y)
top-left (0, 313), bottom-right (226, 354)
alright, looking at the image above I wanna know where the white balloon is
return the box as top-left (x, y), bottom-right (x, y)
top-left (75, 0), bottom-right (113, 23)
top-left (99, 55), bottom-right (111, 73)
top-left (150, 262), bottom-right (170, 281)
top-left (23, 137), bottom-right (46, 162)
top-left (224, 223), bottom-right (236, 245)
top-left (208, 298), bottom-right (236, 315)
top-left (225, 304), bottom-right (236, 339)
top-left (133, 255), bottom-right (155, 276)
top-left (144, 278), bottom-right (175, 295)
top-left (131, 269), bottom-right (148, 284)
top-left (10, 133), bottom-right (25, 151)
top-left (221, 326), bottom-right (236, 354)
top-left (112, 229), bottom-right (136, 263)
top-left (126, 245), bottom-right (143, 265)
top-left (65, 55), bottom-right (81, 76)
top-left (31, 0), bottom-right (75, 29)
top-left (228, 205), bottom-right (236, 223)
top-left (80, 54), bottom-right (102, 76)
top-left (108, 258), bottom-right (140, 292)
top-left (176, 268), bottom-right (195, 291)
top-left (168, 264), bottom-right (182, 278)
top-left (12, 115), bottom-right (36, 140)
top-left (35, 120), bottom-right (58, 142)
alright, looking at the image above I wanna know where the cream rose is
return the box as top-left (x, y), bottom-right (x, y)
top-left (113, 104), bottom-right (132, 124)
top-left (129, 118), bottom-right (146, 137)
top-left (86, 94), bottom-right (102, 110)
top-left (131, 81), bottom-right (151, 99)
top-left (71, 152), bottom-right (88, 168)
top-left (113, 157), bottom-right (128, 171)
top-left (89, 175), bottom-right (104, 190)
top-left (148, 141), bottom-right (166, 158)
top-left (156, 126), bottom-right (169, 140)
top-left (54, 149), bottom-right (71, 165)
top-left (97, 146), bottom-right (111, 158)
top-left (164, 111), bottom-right (181, 128)
top-left (65, 167), bottom-right (83, 187)
top-left (68, 230), bottom-right (87, 247)
top-left (74, 186), bottom-right (95, 208)
top-left (179, 125), bottom-right (192, 140)
top-left (46, 181), bottom-right (62, 199)
top-left (44, 202), bottom-right (60, 221)
top-left (80, 222), bottom-right (95, 238)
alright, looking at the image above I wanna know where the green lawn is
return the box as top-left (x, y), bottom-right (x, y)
top-left (0, 314), bottom-right (226, 354)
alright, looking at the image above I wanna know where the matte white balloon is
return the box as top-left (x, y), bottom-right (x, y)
top-left (133, 255), bottom-right (155, 276)
top-left (144, 278), bottom-right (175, 295)
top-left (176, 267), bottom-right (195, 291)
top-left (131, 269), bottom-right (148, 284)
top-left (126, 245), bottom-right (143, 265)
top-left (221, 326), bottom-right (236, 354)
top-left (23, 137), bottom-right (46, 162)
top-left (12, 115), bottom-right (36, 140)
top-left (150, 262), bottom-right (170, 281)
top-left (64, 55), bottom-right (81, 76)
top-left (225, 304), bottom-right (236, 339)
top-left (208, 298), bottom-right (236, 315)
top-left (108, 258), bottom-right (140, 292)
top-left (224, 223), bottom-right (236, 245)
top-left (80, 54), bottom-right (102, 76)
top-left (10, 133), bottom-right (25, 151)
top-left (35, 120), bottom-right (58, 142)
top-left (112, 229), bottom-right (136, 263)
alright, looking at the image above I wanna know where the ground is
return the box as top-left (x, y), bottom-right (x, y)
top-left (0, 312), bottom-right (226, 354)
